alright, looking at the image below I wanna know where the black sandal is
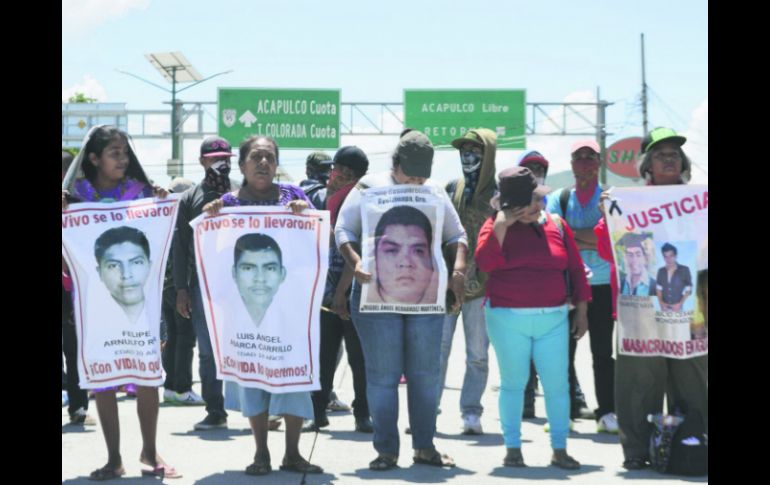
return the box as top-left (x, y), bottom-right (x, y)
top-left (280, 456), bottom-right (323, 474)
top-left (503, 449), bottom-right (526, 467)
top-left (413, 449), bottom-right (455, 468)
top-left (551, 450), bottom-right (580, 470)
top-left (369, 454), bottom-right (398, 471)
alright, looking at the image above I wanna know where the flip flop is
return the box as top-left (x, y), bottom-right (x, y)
top-left (245, 459), bottom-right (272, 476)
top-left (141, 464), bottom-right (182, 479)
top-left (88, 465), bottom-right (125, 481)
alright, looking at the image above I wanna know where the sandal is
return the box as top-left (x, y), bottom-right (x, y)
top-left (551, 450), bottom-right (580, 470)
top-left (88, 465), bottom-right (125, 481)
top-left (245, 459), bottom-right (272, 476)
top-left (280, 456), bottom-right (323, 474)
top-left (623, 457), bottom-right (649, 470)
top-left (413, 448), bottom-right (455, 468)
top-left (503, 448), bottom-right (526, 468)
top-left (369, 454), bottom-right (398, 471)
top-left (141, 464), bottom-right (182, 479)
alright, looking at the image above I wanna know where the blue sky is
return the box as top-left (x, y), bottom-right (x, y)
top-left (62, 0), bottom-right (708, 187)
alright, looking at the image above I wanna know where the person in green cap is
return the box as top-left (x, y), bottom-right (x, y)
top-left (595, 127), bottom-right (706, 470)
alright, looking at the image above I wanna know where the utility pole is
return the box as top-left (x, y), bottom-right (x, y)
top-left (118, 52), bottom-right (232, 177)
top-left (641, 33), bottom-right (649, 136)
top-left (597, 86), bottom-right (608, 185)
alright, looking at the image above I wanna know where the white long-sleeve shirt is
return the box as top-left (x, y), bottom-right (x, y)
top-left (334, 171), bottom-right (468, 249)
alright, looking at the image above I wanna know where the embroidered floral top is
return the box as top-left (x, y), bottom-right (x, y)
top-left (73, 177), bottom-right (154, 203)
top-left (221, 183), bottom-right (313, 208)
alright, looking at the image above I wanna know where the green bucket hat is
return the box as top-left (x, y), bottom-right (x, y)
top-left (451, 130), bottom-right (485, 150)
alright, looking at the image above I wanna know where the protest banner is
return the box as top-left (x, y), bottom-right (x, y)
top-left (61, 196), bottom-right (180, 388)
top-left (359, 185), bottom-right (447, 314)
top-left (191, 207), bottom-right (329, 392)
top-left (604, 185), bottom-right (708, 358)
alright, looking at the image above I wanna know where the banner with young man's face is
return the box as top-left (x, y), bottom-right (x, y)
top-left (61, 196), bottom-right (180, 389)
top-left (603, 185), bottom-right (708, 359)
top-left (359, 185), bottom-right (447, 314)
top-left (190, 207), bottom-right (329, 393)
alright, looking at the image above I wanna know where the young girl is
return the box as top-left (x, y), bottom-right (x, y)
top-left (62, 125), bottom-right (180, 480)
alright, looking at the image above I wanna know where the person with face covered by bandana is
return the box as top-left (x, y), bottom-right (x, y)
top-left (436, 129), bottom-right (497, 435)
top-left (173, 136), bottom-right (239, 432)
top-left (546, 140), bottom-right (617, 434)
top-left (299, 151), bottom-right (333, 210)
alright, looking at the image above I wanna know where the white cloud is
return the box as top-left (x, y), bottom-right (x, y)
top-left (62, 75), bottom-right (108, 102)
top-left (684, 98), bottom-right (708, 185)
top-left (62, 0), bottom-right (150, 36)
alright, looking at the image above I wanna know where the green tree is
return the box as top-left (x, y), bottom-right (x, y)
top-left (68, 92), bottom-right (98, 103)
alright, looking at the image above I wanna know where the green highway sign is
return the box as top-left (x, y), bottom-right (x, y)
top-left (218, 88), bottom-right (340, 149)
top-left (404, 90), bottom-right (526, 149)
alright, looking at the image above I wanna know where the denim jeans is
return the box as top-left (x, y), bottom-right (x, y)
top-left (350, 285), bottom-right (444, 456)
top-left (190, 281), bottom-right (227, 418)
top-left (485, 303), bottom-right (570, 449)
top-left (438, 297), bottom-right (489, 417)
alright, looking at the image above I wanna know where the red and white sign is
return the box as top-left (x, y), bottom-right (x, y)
top-left (605, 137), bottom-right (642, 179)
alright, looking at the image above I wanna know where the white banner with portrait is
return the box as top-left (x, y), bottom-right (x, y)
top-left (359, 185), bottom-right (447, 314)
top-left (604, 185), bottom-right (708, 359)
top-left (191, 208), bottom-right (329, 393)
top-left (61, 196), bottom-right (180, 389)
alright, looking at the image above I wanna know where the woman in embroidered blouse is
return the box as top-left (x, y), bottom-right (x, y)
top-left (202, 135), bottom-right (322, 477)
top-left (61, 125), bottom-right (179, 480)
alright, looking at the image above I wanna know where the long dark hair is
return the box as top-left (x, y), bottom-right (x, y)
top-left (81, 126), bottom-right (148, 184)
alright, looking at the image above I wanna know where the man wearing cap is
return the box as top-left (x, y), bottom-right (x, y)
top-left (546, 140), bottom-right (618, 434)
top-left (335, 131), bottom-right (467, 470)
top-left (173, 136), bottom-right (238, 430)
top-left (437, 129), bottom-right (497, 435)
top-left (304, 146), bottom-right (374, 433)
top-left (299, 151), bottom-right (333, 210)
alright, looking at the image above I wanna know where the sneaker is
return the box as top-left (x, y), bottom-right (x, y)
top-left (327, 392), bottom-right (352, 412)
top-left (544, 420), bottom-right (575, 432)
top-left (462, 415), bottom-right (483, 435)
top-left (163, 389), bottom-right (178, 404)
top-left (175, 390), bottom-right (205, 406)
top-left (194, 414), bottom-right (227, 431)
top-left (69, 407), bottom-right (96, 426)
top-left (62, 391), bottom-right (69, 407)
top-left (597, 413), bottom-right (619, 434)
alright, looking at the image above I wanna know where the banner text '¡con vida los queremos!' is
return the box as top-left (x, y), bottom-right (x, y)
top-left (196, 215), bottom-right (317, 234)
top-left (223, 357), bottom-right (309, 379)
top-left (62, 205), bottom-right (175, 228)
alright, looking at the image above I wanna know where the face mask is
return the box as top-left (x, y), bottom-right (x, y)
top-left (209, 160), bottom-right (231, 176)
top-left (461, 150), bottom-right (482, 174)
top-left (535, 176), bottom-right (546, 185)
top-left (205, 160), bottom-right (231, 193)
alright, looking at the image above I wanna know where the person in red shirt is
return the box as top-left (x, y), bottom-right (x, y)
top-left (475, 166), bottom-right (590, 470)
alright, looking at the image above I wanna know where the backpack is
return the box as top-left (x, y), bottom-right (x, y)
top-left (649, 407), bottom-right (708, 476)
